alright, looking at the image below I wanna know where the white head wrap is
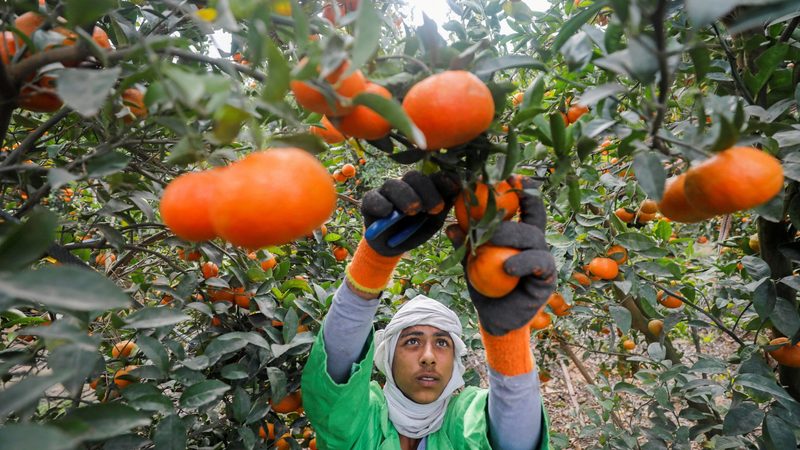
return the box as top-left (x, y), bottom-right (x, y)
top-left (374, 294), bottom-right (467, 439)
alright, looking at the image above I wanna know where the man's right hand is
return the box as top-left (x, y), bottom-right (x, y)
top-left (361, 170), bottom-right (460, 257)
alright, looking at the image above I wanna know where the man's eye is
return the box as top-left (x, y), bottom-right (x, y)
top-left (437, 339), bottom-right (450, 347)
top-left (405, 338), bottom-right (419, 345)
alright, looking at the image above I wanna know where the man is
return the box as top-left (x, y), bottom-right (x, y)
top-left (302, 171), bottom-right (555, 449)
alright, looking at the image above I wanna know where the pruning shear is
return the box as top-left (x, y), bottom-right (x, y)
top-left (365, 210), bottom-right (429, 249)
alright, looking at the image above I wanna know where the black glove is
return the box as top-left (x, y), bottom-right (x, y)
top-left (447, 176), bottom-right (556, 336)
top-left (362, 170), bottom-right (460, 257)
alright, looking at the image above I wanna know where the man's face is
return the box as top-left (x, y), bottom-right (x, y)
top-left (391, 325), bottom-right (455, 404)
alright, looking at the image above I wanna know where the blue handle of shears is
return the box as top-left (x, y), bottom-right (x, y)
top-left (365, 210), bottom-right (428, 248)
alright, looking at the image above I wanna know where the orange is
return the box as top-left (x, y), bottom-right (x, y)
top-left (341, 163), bottom-right (356, 178)
top-left (89, 378), bottom-right (100, 390)
top-left (529, 310), bottom-right (551, 330)
top-left (657, 290), bottom-right (683, 308)
top-left (337, 82), bottom-right (393, 140)
top-left (566, 104), bottom-right (589, 123)
top-left (684, 147), bottom-right (784, 216)
top-left (271, 390), bottom-right (303, 414)
top-left (210, 148), bottom-right (336, 248)
top-left (309, 437), bottom-right (317, 450)
top-left (572, 271), bottom-right (591, 286)
top-left (402, 71), bottom-right (495, 150)
top-left (769, 337), bottom-right (800, 368)
top-left (359, 158), bottom-right (366, 165)
top-left (121, 88), bottom-right (147, 124)
top-left (113, 365), bottom-right (138, 389)
top-left (160, 169), bottom-right (222, 242)
top-left (454, 180), bottom-right (519, 231)
top-left (614, 208), bottom-right (634, 223)
top-left (211, 316), bottom-right (222, 327)
top-left (622, 339), bottom-right (635, 351)
top-left (648, 319), bottom-right (663, 336)
top-left (0, 32), bottom-right (17, 65)
top-left (512, 92), bottom-right (524, 107)
top-left (160, 295), bottom-right (173, 305)
top-left (636, 211), bottom-right (656, 223)
top-left (538, 372), bottom-right (551, 383)
top-left (587, 257), bottom-right (618, 280)
top-left (201, 261), bottom-right (219, 279)
top-left (606, 245), bottom-right (627, 265)
top-left (95, 252), bottom-right (116, 266)
top-left (696, 235), bottom-right (708, 244)
top-left (18, 76), bottom-right (63, 113)
top-left (178, 248), bottom-right (201, 261)
top-left (310, 116), bottom-right (345, 144)
top-left (657, 174), bottom-right (710, 223)
top-left (259, 423), bottom-right (275, 441)
top-left (290, 59), bottom-right (367, 117)
top-left (332, 245), bottom-right (349, 261)
top-left (466, 245), bottom-right (521, 297)
top-left (14, 12), bottom-right (45, 42)
top-left (547, 292), bottom-right (570, 316)
top-left (261, 256), bottom-right (277, 271)
top-left (233, 287), bottom-right (251, 308)
top-left (639, 199), bottom-right (658, 214)
top-left (332, 170), bottom-right (347, 183)
top-left (111, 340), bottom-right (137, 358)
top-left (208, 287), bottom-right (234, 303)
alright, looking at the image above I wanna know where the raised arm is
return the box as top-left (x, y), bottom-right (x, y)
top-left (446, 176), bottom-right (555, 450)
top-left (318, 170), bottom-right (461, 383)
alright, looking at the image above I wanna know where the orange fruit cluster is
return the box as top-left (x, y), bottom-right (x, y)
top-left (332, 163), bottom-right (357, 183)
top-left (614, 199), bottom-right (658, 225)
top-left (160, 148), bottom-right (336, 249)
top-left (4, 5), bottom-right (112, 113)
top-left (658, 147), bottom-right (783, 223)
top-left (454, 180), bottom-right (519, 232)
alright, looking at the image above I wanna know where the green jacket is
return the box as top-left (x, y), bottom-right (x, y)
top-left (301, 328), bottom-right (550, 450)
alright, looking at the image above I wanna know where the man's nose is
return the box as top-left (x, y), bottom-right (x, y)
top-left (420, 342), bottom-right (436, 366)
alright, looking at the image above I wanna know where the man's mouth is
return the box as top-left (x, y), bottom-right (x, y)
top-left (416, 375), bottom-right (439, 386)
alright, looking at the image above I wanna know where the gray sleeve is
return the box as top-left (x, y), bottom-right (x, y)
top-left (322, 282), bottom-right (381, 384)
top-left (487, 366), bottom-right (543, 450)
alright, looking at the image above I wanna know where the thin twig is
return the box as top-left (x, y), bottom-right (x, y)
top-left (375, 55), bottom-right (432, 74)
top-left (712, 24), bottom-right (755, 105)
top-left (557, 358), bottom-right (584, 426)
top-left (648, 0), bottom-right (670, 148)
top-left (2, 108), bottom-right (71, 167)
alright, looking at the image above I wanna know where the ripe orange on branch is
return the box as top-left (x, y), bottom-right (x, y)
top-left (606, 245), bottom-right (627, 265)
top-left (657, 290), bottom-right (683, 309)
top-left (338, 82), bottom-right (393, 140)
top-left (271, 390), bottom-right (303, 414)
top-left (768, 337), bottom-right (800, 368)
top-left (309, 116), bottom-right (345, 144)
top-left (111, 340), bottom-right (137, 358)
top-left (683, 146), bottom-right (783, 216)
top-left (209, 148), bottom-right (336, 249)
top-left (402, 70), bottom-right (495, 150)
top-left (466, 244), bottom-right (521, 297)
top-left (657, 174), bottom-right (710, 223)
top-left (291, 59), bottom-right (366, 117)
top-left (587, 257), bottom-right (618, 280)
top-left (121, 88), bottom-right (147, 124)
top-left (454, 180), bottom-right (519, 231)
top-left (160, 169), bottom-right (222, 242)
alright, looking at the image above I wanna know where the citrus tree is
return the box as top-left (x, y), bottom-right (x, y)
top-left (1, 0), bottom-right (800, 449)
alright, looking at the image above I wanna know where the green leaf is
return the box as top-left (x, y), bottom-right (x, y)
top-left (262, 40), bottom-right (290, 102)
top-left (55, 404), bottom-right (151, 442)
top-left (351, 0), bottom-right (381, 72)
top-left (770, 297), bottom-right (800, 338)
top-left (47, 168), bottom-right (80, 190)
top-left (521, 75), bottom-right (545, 109)
top-left (549, 112), bottom-right (566, 158)
top-left (500, 131), bottom-right (521, 179)
top-left (267, 366), bottom-right (287, 403)
top-left (48, 344), bottom-right (102, 397)
top-left (560, 31), bottom-right (592, 72)
top-left (684, 0), bottom-right (740, 27)
top-left (615, 233), bottom-right (656, 251)
top-left (216, 331), bottom-right (271, 349)
top-left (86, 150), bottom-right (131, 177)
top-left (576, 136), bottom-right (597, 162)
top-left (765, 414), bottom-right (797, 449)
top-left (57, 68), bottom-right (120, 117)
top-left (352, 93), bottom-right (426, 148)
top-left (473, 55), bottom-right (546, 78)
top-left (0, 373), bottom-right (71, 421)
top-left (742, 255), bottom-right (771, 279)
top-left (551, 1), bottom-right (606, 52)
top-left (179, 380), bottom-right (230, 409)
top-left (135, 334), bottom-right (171, 373)
top-left (735, 373), bottom-right (800, 410)
top-left (567, 176), bottom-right (581, 211)
top-left (205, 336), bottom-right (248, 361)
top-left (576, 83), bottom-right (625, 107)
top-left (123, 307), bottom-right (190, 329)
top-left (65, 0), bottom-right (115, 27)
top-left (153, 415), bottom-right (187, 450)
top-left (0, 424), bottom-right (76, 450)
top-left (609, 305), bottom-right (631, 334)
top-left (632, 151), bottom-right (666, 201)
top-left (0, 265), bottom-right (129, 311)
top-left (232, 387), bottom-right (251, 424)
top-left (722, 402), bottom-right (764, 435)
top-left (269, 133), bottom-right (328, 155)
top-left (0, 208), bottom-right (57, 271)
top-left (688, 44), bottom-right (711, 81)
top-left (290, 0), bottom-right (309, 53)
